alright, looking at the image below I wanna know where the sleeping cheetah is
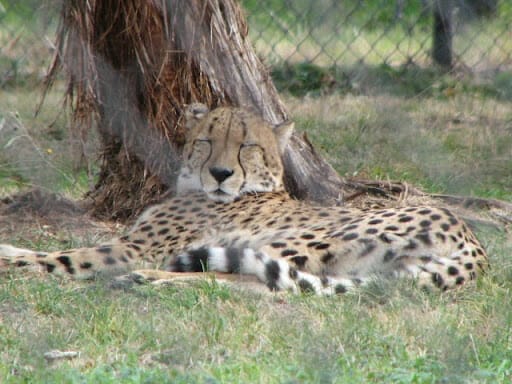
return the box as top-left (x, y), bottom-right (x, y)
top-left (0, 104), bottom-right (488, 294)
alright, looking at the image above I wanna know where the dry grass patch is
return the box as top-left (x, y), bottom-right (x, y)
top-left (287, 92), bottom-right (512, 200)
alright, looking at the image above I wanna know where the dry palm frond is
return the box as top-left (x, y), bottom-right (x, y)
top-left (43, 0), bottom-right (228, 220)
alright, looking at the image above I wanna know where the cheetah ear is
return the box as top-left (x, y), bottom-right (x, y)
top-left (273, 121), bottom-right (294, 153)
top-left (184, 103), bottom-right (209, 129)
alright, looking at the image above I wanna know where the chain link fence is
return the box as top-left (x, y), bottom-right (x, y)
top-left (243, 0), bottom-right (512, 73)
top-left (0, 1), bottom-right (57, 88)
top-left (1, 1), bottom-right (511, 89)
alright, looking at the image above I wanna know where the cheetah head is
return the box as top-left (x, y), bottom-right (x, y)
top-left (177, 104), bottom-right (293, 203)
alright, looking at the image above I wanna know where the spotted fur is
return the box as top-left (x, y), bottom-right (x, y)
top-left (0, 104), bottom-right (488, 295)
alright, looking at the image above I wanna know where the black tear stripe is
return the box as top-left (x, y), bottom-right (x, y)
top-left (265, 260), bottom-right (281, 290)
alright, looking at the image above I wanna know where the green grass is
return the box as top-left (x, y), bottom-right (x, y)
top-left (0, 232), bottom-right (511, 382)
top-left (0, 83), bottom-right (96, 197)
top-left (287, 90), bottom-right (512, 201)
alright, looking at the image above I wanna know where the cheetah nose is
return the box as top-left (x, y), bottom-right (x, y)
top-left (209, 166), bottom-right (234, 183)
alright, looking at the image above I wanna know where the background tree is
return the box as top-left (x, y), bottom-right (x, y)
top-left (432, 0), bottom-right (453, 68)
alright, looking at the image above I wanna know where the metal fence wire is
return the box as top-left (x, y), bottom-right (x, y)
top-left (0, 0), bottom-right (511, 89)
top-left (243, 0), bottom-right (511, 72)
top-left (0, 1), bottom-right (57, 88)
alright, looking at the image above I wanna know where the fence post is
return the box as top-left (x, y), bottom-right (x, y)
top-left (432, 0), bottom-right (453, 68)
top-left (467, 0), bottom-right (498, 18)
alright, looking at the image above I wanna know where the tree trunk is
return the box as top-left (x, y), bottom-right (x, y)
top-left (432, 0), bottom-right (453, 68)
top-left (45, 0), bottom-right (344, 220)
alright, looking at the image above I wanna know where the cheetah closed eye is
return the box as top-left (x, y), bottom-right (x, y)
top-left (0, 104), bottom-right (488, 295)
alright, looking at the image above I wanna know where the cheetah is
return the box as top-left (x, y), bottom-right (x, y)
top-left (0, 104), bottom-right (488, 294)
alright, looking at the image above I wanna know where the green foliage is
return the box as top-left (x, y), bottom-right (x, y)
top-left (272, 62), bottom-right (340, 96)
top-left (491, 71), bottom-right (512, 100)
top-left (242, 0), bottom-right (431, 31)
top-left (271, 62), bottom-right (512, 103)
top-left (0, 0), bottom-right (55, 31)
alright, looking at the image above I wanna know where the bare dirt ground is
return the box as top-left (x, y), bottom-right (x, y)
top-left (0, 189), bottom-right (120, 246)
